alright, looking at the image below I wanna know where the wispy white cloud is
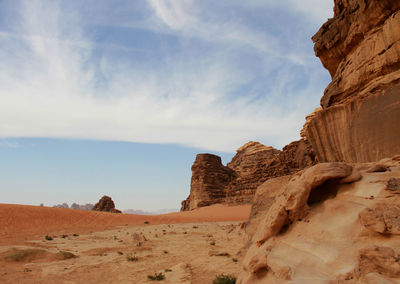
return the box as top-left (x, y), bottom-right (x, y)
top-left (148, 0), bottom-right (196, 30)
top-left (0, 0), bottom-right (331, 152)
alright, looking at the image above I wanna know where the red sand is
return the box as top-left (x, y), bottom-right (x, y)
top-left (0, 203), bottom-right (251, 245)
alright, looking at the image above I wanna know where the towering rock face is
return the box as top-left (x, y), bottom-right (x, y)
top-left (304, 0), bottom-right (400, 163)
top-left (181, 140), bottom-right (317, 211)
top-left (181, 154), bottom-right (236, 211)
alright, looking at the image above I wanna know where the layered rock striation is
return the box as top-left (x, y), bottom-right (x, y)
top-left (303, 0), bottom-right (400, 163)
top-left (181, 140), bottom-right (317, 211)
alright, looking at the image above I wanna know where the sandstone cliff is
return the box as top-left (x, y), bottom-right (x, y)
top-left (181, 140), bottom-right (316, 211)
top-left (303, 0), bottom-right (400, 163)
top-left (180, 154), bottom-right (236, 211)
top-left (237, 155), bottom-right (400, 283)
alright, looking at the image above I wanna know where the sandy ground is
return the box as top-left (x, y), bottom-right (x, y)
top-left (0, 204), bottom-right (250, 283)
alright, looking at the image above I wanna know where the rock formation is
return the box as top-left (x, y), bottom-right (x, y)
top-left (181, 154), bottom-right (236, 211)
top-left (92, 196), bottom-right (121, 213)
top-left (236, 2), bottom-right (400, 281)
top-left (303, 0), bottom-right (400, 163)
top-left (181, 140), bottom-right (317, 211)
top-left (238, 155), bottom-right (400, 283)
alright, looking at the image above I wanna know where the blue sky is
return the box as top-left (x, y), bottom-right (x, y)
top-left (0, 0), bottom-right (333, 210)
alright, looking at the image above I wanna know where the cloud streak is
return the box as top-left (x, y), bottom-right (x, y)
top-left (0, 0), bottom-right (332, 152)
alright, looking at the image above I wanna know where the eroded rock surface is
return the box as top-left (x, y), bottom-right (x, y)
top-left (181, 154), bottom-right (236, 211)
top-left (238, 157), bottom-right (400, 283)
top-left (303, 0), bottom-right (400, 163)
top-left (92, 195), bottom-right (121, 213)
top-left (181, 140), bottom-right (316, 211)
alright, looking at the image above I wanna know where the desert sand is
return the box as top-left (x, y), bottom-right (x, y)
top-left (0, 204), bottom-right (250, 283)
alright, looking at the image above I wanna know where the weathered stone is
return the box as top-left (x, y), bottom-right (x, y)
top-left (387, 178), bottom-right (400, 193)
top-left (238, 157), bottom-right (400, 284)
top-left (357, 246), bottom-right (400, 278)
top-left (304, 87), bottom-right (400, 162)
top-left (92, 196), bottom-right (121, 213)
top-left (180, 154), bottom-right (236, 211)
top-left (181, 140), bottom-right (317, 211)
top-left (303, 0), bottom-right (400, 163)
top-left (254, 163), bottom-right (353, 246)
top-left (359, 203), bottom-right (400, 234)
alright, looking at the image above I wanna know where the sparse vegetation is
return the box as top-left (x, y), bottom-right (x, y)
top-left (164, 268), bottom-right (172, 272)
top-left (210, 241), bottom-right (216, 246)
top-left (45, 235), bottom-right (53, 241)
top-left (213, 274), bottom-right (236, 284)
top-left (163, 250), bottom-right (168, 254)
top-left (192, 226), bottom-right (198, 229)
top-left (61, 234), bottom-right (68, 238)
top-left (147, 272), bottom-right (165, 281)
top-left (72, 233), bottom-right (79, 237)
top-left (117, 251), bottom-right (124, 255)
top-left (127, 255), bottom-right (139, 262)
top-left (232, 258), bottom-right (238, 263)
top-left (136, 242), bottom-right (142, 247)
top-left (57, 251), bottom-right (77, 260)
top-left (144, 221), bottom-right (149, 224)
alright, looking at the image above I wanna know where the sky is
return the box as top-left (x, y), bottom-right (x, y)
top-left (0, 0), bottom-right (333, 210)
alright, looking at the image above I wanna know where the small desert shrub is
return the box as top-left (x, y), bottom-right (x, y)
top-left (45, 235), bottom-right (53, 241)
top-left (192, 226), bottom-right (198, 229)
top-left (61, 234), bottom-right (68, 238)
top-left (147, 272), bottom-right (165, 281)
top-left (183, 232), bottom-right (187, 234)
top-left (127, 255), bottom-right (139, 262)
top-left (163, 250), bottom-right (168, 254)
top-left (213, 274), bottom-right (236, 284)
top-left (210, 241), bottom-right (216, 246)
top-left (117, 251), bottom-right (124, 255)
top-left (164, 268), bottom-right (172, 272)
top-left (136, 242), bottom-right (142, 247)
top-left (57, 251), bottom-right (77, 260)
top-left (232, 258), bottom-right (238, 263)
top-left (144, 221), bottom-right (149, 224)
top-left (73, 233), bottom-right (79, 237)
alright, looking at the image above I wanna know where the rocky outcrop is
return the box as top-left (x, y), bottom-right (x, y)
top-left (181, 140), bottom-right (317, 211)
top-left (225, 142), bottom-right (281, 205)
top-left (92, 196), bottom-right (121, 213)
top-left (181, 154), bottom-right (236, 211)
top-left (238, 156), bottom-right (400, 283)
top-left (303, 0), bottom-right (400, 163)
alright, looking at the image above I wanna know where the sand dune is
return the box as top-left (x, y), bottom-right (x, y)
top-left (0, 203), bottom-right (250, 283)
top-left (0, 203), bottom-right (250, 245)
